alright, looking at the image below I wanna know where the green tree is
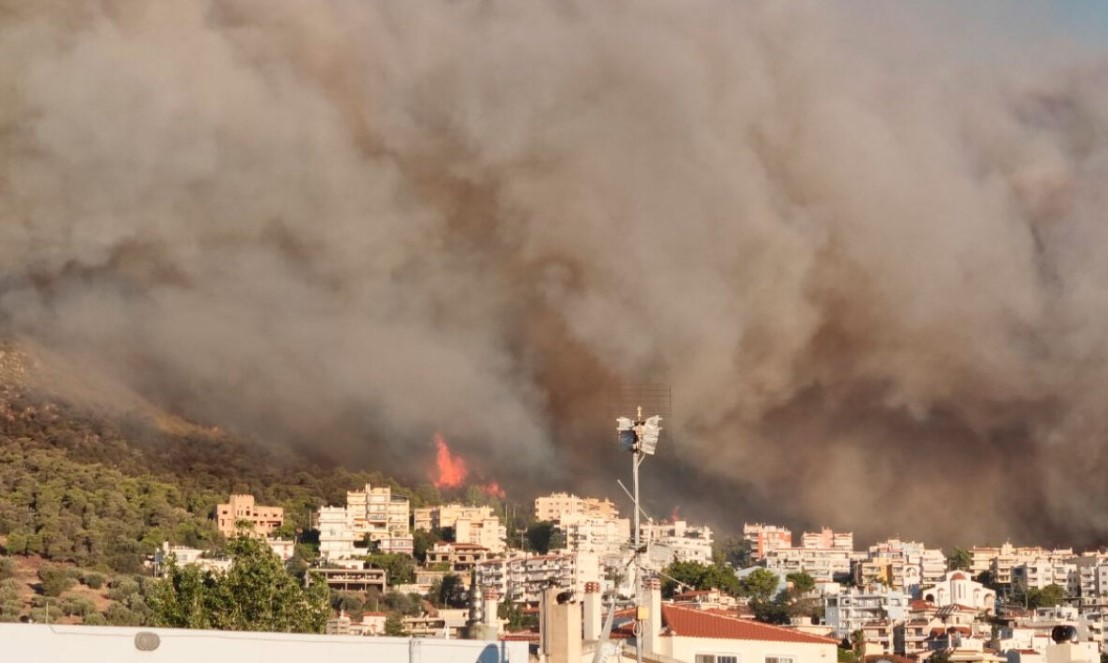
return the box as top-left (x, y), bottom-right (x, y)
top-left (526, 521), bottom-right (558, 554)
top-left (150, 536), bottom-right (330, 633)
top-left (948, 548), bottom-right (972, 571)
top-left (431, 574), bottom-right (468, 609)
top-left (366, 553), bottom-right (416, 585)
top-left (661, 561), bottom-right (741, 598)
top-left (786, 571), bottom-right (816, 595)
top-left (1026, 584), bottom-right (1066, 609)
top-left (740, 568), bottom-right (780, 603)
top-left (384, 612), bottom-right (406, 636)
top-left (412, 529), bottom-right (440, 564)
top-left (713, 536), bottom-right (752, 568)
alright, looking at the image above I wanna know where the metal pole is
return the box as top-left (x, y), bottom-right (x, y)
top-left (634, 404), bottom-right (644, 663)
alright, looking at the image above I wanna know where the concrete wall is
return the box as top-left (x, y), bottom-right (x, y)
top-left (0, 624), bottom-right (528, 663)
top-left (663, 635), bottom-right (837, 663)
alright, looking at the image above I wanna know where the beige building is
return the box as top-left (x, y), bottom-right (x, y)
top-left (346, 483), bottom-right (410, 540)
top-left (215, 494), bottom-right (284, 537)
top-left (534, 492), bottom-right (618, 522)
top-left (802, 527), bottom-right (854, 551)
top-left (413, 504), bottom-right (506, 554)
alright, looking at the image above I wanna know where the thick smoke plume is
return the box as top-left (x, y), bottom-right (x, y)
top-left (2, 1), bottom-right (1108, 546)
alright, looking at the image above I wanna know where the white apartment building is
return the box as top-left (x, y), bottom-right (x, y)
top-left (557, 512), bottom-right (630, 555)
top-left (971, 543), bottom-right (1075, 588)
top-left (866, 539), bottom-right (946, 591)
top-left (640, 520), bottom-right (713, 565)
top-left (743, 523), bottom-right (793, 560)
top-left (413, 504), bottom-right (507, 554)
top-left (763, 546), bottom-right (853, 583)
top-left (802, 527), bottom-right (854, 551)
top-left (473, 551), bottom-right (601, 606)
top-left (1072, 555), bottom-right (1108, 599)
top-left (1012, 559), bottom-right (1079, 595)
top-left (318, 506), bottom-right (358, 561)
top-left (533, 492), bottom-right (618, 522)
top-left (824, 585), bottom-right (910, 638)
top-left (346, 483), bottom-right (411, 540)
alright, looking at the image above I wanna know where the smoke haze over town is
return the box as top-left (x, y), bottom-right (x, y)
top-left (3, 1), bottom-right (1108, 546)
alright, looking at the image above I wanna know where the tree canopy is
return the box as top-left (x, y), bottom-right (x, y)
top-left (149, 536), bottom-right (329, 633)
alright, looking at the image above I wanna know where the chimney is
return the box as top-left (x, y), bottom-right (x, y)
top-left (643, 578), bottom-right (663, 656)
top-left (583, 582), bottom-right (602, 641)
top-left (483, 588), bottom-right (499, 631)
top-left (541, 586), bottom-right (581, 663)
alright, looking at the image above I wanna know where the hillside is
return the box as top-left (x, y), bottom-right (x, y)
top-left (0, 338), bottom-right (439, 556)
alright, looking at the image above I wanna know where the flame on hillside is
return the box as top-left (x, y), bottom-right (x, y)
top-left (432, 433), bottom-right (468, 488)
top-left (431, 433), bottom-right (506, 498)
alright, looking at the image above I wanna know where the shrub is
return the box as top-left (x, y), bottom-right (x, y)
top-left (107, 576), bottom-right (139, 600)
top-left (0, 557), bottom-right (14, 580)
top-left (82, 612), bottom-right (107, 626)
top-left (37, 565), bottom-right (75, 598)
top-left (82, 572), bottom-right (105, 589)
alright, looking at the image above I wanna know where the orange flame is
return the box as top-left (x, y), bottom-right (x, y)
top-left (432, 433), bottom-right (469, 488)
top-left (482, 481), bottom-right (507, 499)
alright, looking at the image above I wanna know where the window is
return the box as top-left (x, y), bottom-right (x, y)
top-left (696, 655), bottom-right (739, 663)
top-left (766, 657), bottom-right (795, 663)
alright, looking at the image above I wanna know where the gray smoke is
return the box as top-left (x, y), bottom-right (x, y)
top-left (2, 0), bottom-right (1108, 546)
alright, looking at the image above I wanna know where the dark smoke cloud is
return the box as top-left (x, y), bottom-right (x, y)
top-left (2, 0), bottom-right (1108, 546)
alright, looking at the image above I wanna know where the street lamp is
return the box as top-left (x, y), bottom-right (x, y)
top-left (616, 406), bottom-right (663, 663)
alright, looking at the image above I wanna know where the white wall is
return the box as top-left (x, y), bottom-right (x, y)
top-left (0, 624), bottom-right (528, 663)
top-left (663, 635), bottom-right (837, 663)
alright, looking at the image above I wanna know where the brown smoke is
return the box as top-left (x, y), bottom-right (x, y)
top-left (2, 0), bottom-right (1108, 546)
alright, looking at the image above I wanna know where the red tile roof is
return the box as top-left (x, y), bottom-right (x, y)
top-left (660, 605), bottom-right (837, 644)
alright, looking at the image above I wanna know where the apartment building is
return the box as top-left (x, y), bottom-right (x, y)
top-left (474, 551), bottom-right (601, 606)
top-left (534, 492), bottom-right (618, 522)
top-left (1012, 559), bottom-right (1079, 595)
top-left (824, 585), bottom-right (910, 637)
top-left (413, 504), bottom-right (507, 554)
top-left (1071, 554), bottom-right (1108, 600)
top-left (640, 519), bottom-right (713, 565)
top-left (802, 527), bottom-right (854, 551)
top-left (972, 543), bottom-right (1075, 588)
top-left (346, 483), bottom-right (411, 540)
top-left (318, 505), bottom-right (358, 561)
top-left (743, 523), bottom-right (793, 560)
top-left (214, 494), bottom-right (284, 537)
top-left (866, 538), bottom-right (946, 590)
top-left (558, 513), bottom-right (630, 555)
top-left (425, 542), bottom-right (494, 573)
top-left (763, 546), bottom-right (853, 583)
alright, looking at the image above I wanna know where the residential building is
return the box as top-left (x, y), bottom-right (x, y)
top-left (534, 492), bottom-right (618, 522)
top-left (640, 519), bottom-right (713, 565)
top-left (346, 483), bottom-right (411, 540)
top-left (557, 513), bottom-right (630, 556)
top-left (1012, 559), bottom-right (1079, 596)
top-left (866, 538), bottom-right (947, 591)
top-left (214, 494), bottom-right (284, 538)
top-left (474, 551), bottom-right (600, 606)
top-left (413, 504), bottom-right (507, 554)
top-left (267, 538), bottom-right (295, 562)
top-left (744, 523), bottom-right (793, 560)
top-left (801, 527), bottom-right (854, 551)
top-left (318, 506), bottom-right (358, 561)
top-left (425, 542), bottom-right (494, 573)
top-left (824, 585), bottom-right (911, 637)
top-left (973, 543), bottom-right (1075, 589)
top-left (152, 542), bottom-right (232, 576)
top-left (763, 546), bottom-right (853, 583)
top-left (310, 566), bottom-right (387, 593)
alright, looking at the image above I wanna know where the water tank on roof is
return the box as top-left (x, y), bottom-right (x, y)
top-left (1051, 625), bottom-right (1079, 644)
